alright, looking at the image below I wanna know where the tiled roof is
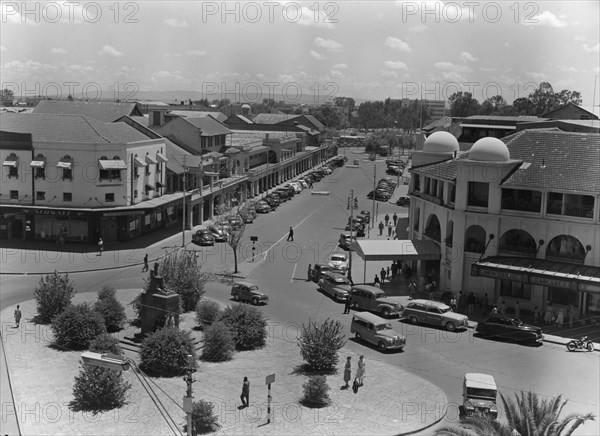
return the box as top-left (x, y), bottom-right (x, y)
top-left (251, 113), bottom-right (297, 124)
top-left (182, 117), bottom-right (232, 136)
top-left (32, 100), bottom-right (140, 122)
top-left (0, 113), bottom-right (150, 144)
top-left (303, 114), bottom-right (325, 131)
top-left (411, 155), bottom-right (466, 180)
top-left (542, 102), bottom-right (599, 119)
top-left (463, 115), bottom-right (544, 123)
top-left (168, 110), bottom-right (228, 123)
top-left (501, 129), bottom-right (600, 193)
top-left (228, 130), bottom-right (297, 148)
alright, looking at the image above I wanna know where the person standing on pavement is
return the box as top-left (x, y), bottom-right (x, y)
top-left (287, 226), bottom-right (294, 242)
top-left (344, 296), bottom-right (352, 314)
top-left (393, 212), bottom-right (398, 226)
top-left (355, 356), bottom-right (366, 386)
top-left (343, 356), bottom-right (352, 389)
top-left (567, 304), bottom-right (575, 328)
top-left (384, 213), bottom-right (390, 226)
top-left (380, 267), bottom-right (386, 284)
top-left (307, 264), bottom-right (312, 281)
top-left (387, 222), bottom-right (393, 236)
top-left (97, 238), bottom-right (103, 256)
top-left (240, 377), bottom-right (250, 408)
top-left (378, 221), bottom-right (384, 235)
top-left (467, 293), bottom-right (475, 314)
top-left (457, 291), bottom-right (464, 312)
top-left (14, 305), bottom-right (22, 327)
top-left (374, 275), bottom-right (380, 287)
top-left (142, 253), bottom-right (149, 272)
top-left (515, 300), bottom-right (521, 318)
top-left (500, 300), bottom-right (507, 315)
top-left (482, 293), bottom-right (489, 315)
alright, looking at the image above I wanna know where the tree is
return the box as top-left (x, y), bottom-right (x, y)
top-left (33, 271), bottom-right (77, 323)
top-left (514, 82), bottom-right (583, 116)
top-left (69, 364), bottom-right (131, 413)
top-left (300, 375), bottom-right (331, 408)
top-left (218, 304), bottom-right (267, 351)
top-left (481, 95), bottom-right (507, 115)
top-left (201, 321), bottom-right (234, 362)
top-left (448, 92), bottom-right (481, 117)
top-left (89, 333), bottom-right (122, 355)
top-left (158, 249), bottom-right (208, 312)
top-left (94, 286), bottom-right (127, 332)
top-left (1, 88), bottom-right (14, 106)
top-left (192, 400), bottom-right (219, 434)
top-left (298, 318), bottom-right (346, 373)
top-left (215, 206), bottom-right (246, 274)
top-left (196, 300), bottom-right (222, 328)
top-left (140, 327), bottom-right (196, 377)
top-left (310, 106), bottom-right (341, 129)
top-left (51, 303), bottom-right (107, 350)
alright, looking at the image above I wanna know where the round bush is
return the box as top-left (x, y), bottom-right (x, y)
top-left (51, 303), bottom-right (107, 351)
top-left (218, 305), bottom-right (267, 351)
top-left (192, 399), bottom-right (218, 434)
top-left (196, 300), bottom-right (221, 328)
top-left (201, 321), bottom-right (234, 362)
top-left (89, 334), bottom-right (122, 355)
top-left (69, 364), bottom-right (131, 413)
top-left (140, 327), bottom-right (196, 377)
top-left (94, 286), bottom-right (127, 332)
top-left (34, 271), bottom-right (76, 324)
top-left (159, 250), bottom-right (208, 312)
top-left (301, 375), bottom-right (330, 408)
top-left (298, 318), bottom-right (346, 373)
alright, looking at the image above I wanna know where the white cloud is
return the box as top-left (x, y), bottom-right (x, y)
top-left (434, 62), bottom-right (471, 72)
top-left (3, 60), bottom-right (56, 74)
top-left (574, 35), bottom-right (587, 42)
top-left (332, 63), bottom-right (348, 69)
top-left (583, 43), bottom-right (599, 54)
top-left (504, 42), bottom-right (511, 48)
top-left (459, 51), bottom-right (478, 62)
top-left (164, 53), bottom-right (182, 58)
top-left (409, 24), bottom-right (427, 33)
top-left (384, 60), bottom-right (408, 70)
top-left (385, 36), bottom-right (411, 52)
top-left (381, 70), bottom-right (399, 78)
top-left (314, 37), bottom-right (342, 52)
top-left (51, 48), bottom-right (67, 55)
top-left (330, 70), bottom-right (344, 79)
top-left (440, 71), bottom-right (467, 83)
top-left (558, 65), bottom-right (577, 73)
top-left (310, 50), bottom-right (325, 61)
top-left (164, 18), bottom-right (189, 27)
top-left (296, 7), bottom-right (335, 29)
top-left (526, 11), bottom-right (567, 27)
top-left (187, 50), bottom-right (207, 57)
top-left (525, 71), bottom-right (547, 81)
top-left (98, 45), bottom-right (124, 57)
top-left (151, 70), bottom-right (189, 83)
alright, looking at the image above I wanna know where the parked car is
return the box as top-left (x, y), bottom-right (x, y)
top-left (231, 281), bottom-right (269, 305)
top-left (263, 195), bottom-right (280, 208)
top-left (344, 223), bottom-right (365, 237)
top-left (338, 232), bottom-right (357, 250)
top-left (255, 201), bottom-right (271, 213)
top-left (351, 312), bottom-right (406, 351)
top-left (401, 299), bottom-right (469, 331)
top-left (310, 263), bottom-right (335, 283)
top-left (288, 182), bottom-right (303, 193)
top-left (317, 272), bottom-right (351, 301)
top-left (396, 196), bottom-right (410, 207)
top-left (227, 215), bottom-right (244, 229)
top-left (475, 315), bottom-right (543, 345)
top-left (461, 373), bottom-right (498, 419)
top-left (207, 225), bottom-right (227, 242)
top-left (296, 179), bottom-right (308, 189)
top-left (274, 189), bottom-right (292, 201)
top-left (192, 229), bottom-right (215, 246)
top-left (327, 253), bottom-right (348, 273)
top-left (349, 285), bottom-right (404, 318)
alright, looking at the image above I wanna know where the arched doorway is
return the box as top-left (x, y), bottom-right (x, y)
top-left (464, 225), bottom-right (486, 254)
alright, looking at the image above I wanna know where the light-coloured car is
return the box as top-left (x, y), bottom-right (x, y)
top-left (339, 232), bottom-right (357, 250)
top-left (296, 179), bottom-right (308, 189)
top-left (317, 272), bottom-right (351, 301)
top-left (288, 182), bottom-right (303, 193)
top-left (327, 253), bottom-right (348, 273)
top-left (351, 312), bottom-right (406, 351)
top-left (349, 285), bottom-right (404, 318)
top-left (401, 299), bottom-right (469, 331)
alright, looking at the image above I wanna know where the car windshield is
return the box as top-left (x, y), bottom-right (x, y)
top-left (248, 285), bottom-right (259, 291)
top-left (375, 293), bottom-right (388, 299)
top-left (466, 388), bottom-right (497, 400)
top-left (512, 318), bottom-right (523, 326)
top-left (375, 323), bottom-right (393, 331)
top-left (331, 255), bottom-right (345, 262)
top-left (334, 278), bottom-right (349, 284)
top-left (439, 307), bottom-right (451, 314)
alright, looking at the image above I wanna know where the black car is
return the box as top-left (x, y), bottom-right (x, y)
top-left (396, 196), bottom-right (410, 207)
top-left (476, 315), bottom-right (543, 345)
top-left (192, 229), bottom-right (215, 246)
top-left (310, 263), bottom-right (335, 282)
top-left (274, 189), bottom-right (292, 201)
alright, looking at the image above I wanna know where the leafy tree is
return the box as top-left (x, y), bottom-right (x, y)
top-left (67, 94), bottom-right (74, 101)
top-left (513, 97), bottom-right (535, 115)
top-left (201, 321), bottom-right (234, 362)
top-left (1, 88), bottom-right (14, 106)
top-left (218, 304), bottom-right (267, 351)
top-left (196, 300), bottom-right (222, 328)
top-left (298, 318), bottom-right (346, 373)
top-left (310, 106), bottom-right (341, 129)
top-left (69, 364), bottom-right (131, 413)
top-left (214, 206), bottom-right (246, 274)
top-left (33, 271), bottom-right (77, 323)
top-left (192, 399), bottom-right (219, 434)
top-left (513, 82), bottom-right (583, 116)
top-left (94, 286), bottom-right (127, 332)
top-left (139, 327), bottom-right (196, 377)
top-left (300, 375), bottom-right (331, 408)
top-left (51, 303), bottom-right (107, 350)
top-left (448, 92), bottom-right (481, 117)
top-left (89, 333), bottom-right (122, 355)
top-left (481, 95), bottom-right (507, 115)
top-left (158, 249), bottom-right (208, 312)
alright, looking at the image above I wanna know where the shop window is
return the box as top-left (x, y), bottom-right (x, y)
top-left (548, 287), bottom-right (578, 306)
top-left (63, 193), bottom-right (72, 202)
top-left (8, 166), bottom-right (18, 178)
top-left (36, 191), bottom-right (45, 201)
top-left (500, 280), bottom-right (531, 300)
top-left (134, 190), bottom-right (138, 198)
top-left (10, 190), bottom-right (18, 200)
top-left (62, 167), bottom-right (72, 180)
top-left (468, 182), bottom-right (489, 207)
top-left (105, 193), bottom-right (115, 203)
top-left (35, 166), bottom-right (45, 179)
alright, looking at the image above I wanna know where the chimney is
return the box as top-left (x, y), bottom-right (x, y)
top-left (149, 110), bottom-right (165, 127)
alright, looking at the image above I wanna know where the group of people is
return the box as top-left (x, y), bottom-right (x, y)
top-left (343, 355), bottom-right (366, 393)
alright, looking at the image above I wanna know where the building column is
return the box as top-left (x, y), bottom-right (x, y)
top-left (208, 196), bottom-right (214, 220)
top-left (199, 200), bottom-right (204, 223)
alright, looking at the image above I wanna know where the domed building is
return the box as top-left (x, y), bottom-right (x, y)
top-left (408, 129), bottom-right (600, 322)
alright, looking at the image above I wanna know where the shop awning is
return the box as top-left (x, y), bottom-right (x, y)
top-left (351, 239), bottom-right (441, 262)
top-left (3, 157), bottom-right (18, 167)
top-left (156, 152), bottom-right (168, 163)
top-left (57, 160), bottom-right (73, 169)
top-left (472, 256), bottom-right (600, 293)
top-left (134, 157), bottom-right (147, 168)
top-left (460, 124), bottom-right (517, 130)
top-left (145, 154), bottom-right (158, 165)
top-left (98, 159), bottom-right (127, 170)
top-left (145, 184), bottom-right (155, 191)
top-left (156, 181), bottom-right (164, 188)
top-left (30, 157), bottom-right (46, 167)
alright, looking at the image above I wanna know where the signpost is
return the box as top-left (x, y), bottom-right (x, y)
top-left (251, 236), bottom-right (258, 262)
top-left (265, 373), bottom-right (275, 424)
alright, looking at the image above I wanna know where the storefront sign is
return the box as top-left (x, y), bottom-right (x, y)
top-left (529, 275), bottom-right (574, 289)
top-left (474, 267), bottom-right (525, 282)
top-left (578, 282), bottom-right (600, 293)
top-left (30, 209), bottom-right (74, 217)
top-left (103, 211), bottom-right (145, 217)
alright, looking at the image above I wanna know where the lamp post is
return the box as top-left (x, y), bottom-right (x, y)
top-left (479, 234), bottom-right (495, 261)
top-left (181, 156), bottom-right (189, 248)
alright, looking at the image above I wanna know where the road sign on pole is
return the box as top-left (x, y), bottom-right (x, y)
top-left (266, 373), bottom-right (275, 424)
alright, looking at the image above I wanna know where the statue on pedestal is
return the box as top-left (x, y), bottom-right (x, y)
top-left (148, 262), bottom-right (168, 295)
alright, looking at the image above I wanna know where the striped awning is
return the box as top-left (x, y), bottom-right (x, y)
top-left (145, 154), bottom-right (158, 165)
top-left (2, 157), bottom-right (18, 167)
top-left (134, 157), bottom-right (147, 167)
top-left (57, 159), bottom-right (73, 169)
top-left (156, 153), bottom-right (168, 163)
top-left (30, 157), bottom-right (46, 167)
top-left (98, 159), bottom-right (127, 170)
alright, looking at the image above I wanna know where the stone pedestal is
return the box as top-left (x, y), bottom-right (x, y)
top-left (140, 292), bottom-right (180, 336)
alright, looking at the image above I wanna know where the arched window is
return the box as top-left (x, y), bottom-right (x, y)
top-left (546, 235), bottom-right (586, 264)
top-left (31, 153), bottom-right (46, 179)
top-left (424, 214), bottom-right (441, 242)
top-left (498, 229), bottom-right (536, 256)
top-left (464, 225), bottom-right (486, 253)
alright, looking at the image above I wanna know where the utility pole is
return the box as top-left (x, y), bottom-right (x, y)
top-left (182, 155), bottom-right (188, 248)
top-left (371, 163), bottom-right (376, 229)
top-left (183, 354), bottom-right (195, 436)
top-left (348, 188), bottom-right (354, 284)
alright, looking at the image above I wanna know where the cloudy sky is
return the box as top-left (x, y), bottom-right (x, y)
top-left (1, 1), bottom-right (599, 111)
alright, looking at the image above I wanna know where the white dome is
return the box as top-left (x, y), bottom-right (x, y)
top-left (241, 104), bottom-right (251, 109)
top-left (469, 137), bottom-right (510, 162)
top-left (423, 131), bottom-right (459, 153)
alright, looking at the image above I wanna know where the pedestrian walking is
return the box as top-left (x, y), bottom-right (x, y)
top-left (555, 308), bottom-right (565, 328)
top-left (514, 300), bottom-right (521, 318)
top-left (287, 226), bottom-right (294, 241)
top-left (344, 296), bottom-right (352, 314)
top-left (97, 238), bottom-right (104, 256)
top-left (343, 356), bottom-right (352, 389)
top-left (380, 267), bottom-right (386, 283)
top-left (386, 266), bottom-right (390, 278)
top-left (384, 213), bottom-right (390, 226)
top-left (307, 264), bottom-right (312, 281)
top-left (393, 212), bottom-right (398, 226)
top-left (450, 295), bottom-right (457, 312)
top-left (378, 221), bottom-right (384, 235)
top-left (14, 305), bottom-right (22, 327)
top-left (240, 377), bottom-right (250, 408)
top-left (355, 356), bottom-right (366, 386)
top-left (567, 304), bottom-right (575, 328)
top-left (387, 222), bottom-right (393, 236)
top-left (142, 253), bottom-right (149, 272)
top-left (408, 281), bottom-right (417, 300)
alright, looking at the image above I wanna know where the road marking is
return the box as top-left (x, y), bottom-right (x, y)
top-left (291, 263), bottom-right (297, 283)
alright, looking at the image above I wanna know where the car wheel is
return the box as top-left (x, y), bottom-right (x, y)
top-left (445, 322), bottom-right (456, 332)
top-left (355, 332), bottom-right (361, 340)
top-left (252, 298), bottom-right (259, 306)
top-left (409, 316), bottom-right (418, 324)
top-left (233, 294), bottom-right (240, 302)
top-left (381, 308), bottom-right (390, 317)
top-left (586, 342), bottom-right (594, 352)
top-left (378, 342), bottom-right (386, 350)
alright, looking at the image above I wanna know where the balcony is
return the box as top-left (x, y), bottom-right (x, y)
top-left (97, 177), bottom-right (123, 186)
top-left (420, 192), bottom-right (444, 206)
top-left (501, 198), bottom-right (541, 213)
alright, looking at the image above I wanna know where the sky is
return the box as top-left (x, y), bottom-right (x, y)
top-left (1, 1), bottom-right (599, 112)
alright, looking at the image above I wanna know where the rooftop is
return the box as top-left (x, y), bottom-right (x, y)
top-left (181, 117), bottom-right (232, 136)
top-left (32, 100), bottom-right (141, 122)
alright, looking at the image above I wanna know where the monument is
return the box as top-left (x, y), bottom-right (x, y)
top-left (140, 262), bottom-right (180, 335)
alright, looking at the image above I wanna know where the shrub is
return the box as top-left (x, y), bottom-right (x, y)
top-left (89, 334), bottom-right (122, 355)
top-left (201, 321), bottom-right (234, 362)
top-left (69, 364), bottom-right (131, 413)
top-left (33, 271), bottom-right (76, 323)
top-left (196, 300), bottom-right (221, 328)
top-left (192, 399), bottom-right (218, 434)
top-left (218, 305), bottom-right (267, 351)
top-left (155, 250), bottom-right (208, 312)
top-left (140, 327), bottom-right (196, 377)
top-left (51, 303), bottom-right (107, 351)
top-left (129, 292), bottom-right (142, 321)
top-left (298, 318), bottom-right (346, 373)
top-left (94, 286), bottom-right (127, 332)
top-left (300, 375), bottom-right (330, 408)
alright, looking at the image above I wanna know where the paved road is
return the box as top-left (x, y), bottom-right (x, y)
top-left (1, 150), bottom-right (599, 435)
